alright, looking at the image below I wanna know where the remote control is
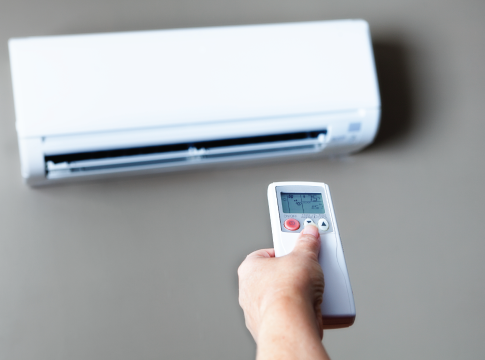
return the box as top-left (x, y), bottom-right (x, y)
top-left (267, 181), bottom-right (355, 328)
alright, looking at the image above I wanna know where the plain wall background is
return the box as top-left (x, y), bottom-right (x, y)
top-left (1, 0), bottom-right (484, 359)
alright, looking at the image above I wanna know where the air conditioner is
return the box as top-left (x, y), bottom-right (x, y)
top-left (9, 19), bottom-right (380, 186)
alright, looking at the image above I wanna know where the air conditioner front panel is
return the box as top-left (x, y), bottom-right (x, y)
top-left (9, 20), bottom-right (379, 138)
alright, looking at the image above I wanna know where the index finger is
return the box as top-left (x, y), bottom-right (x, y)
top-left (245, 248), bottom-right (276, 259)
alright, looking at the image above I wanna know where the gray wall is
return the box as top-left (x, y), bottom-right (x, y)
top-left (1, 0), bottom-right (484, 359)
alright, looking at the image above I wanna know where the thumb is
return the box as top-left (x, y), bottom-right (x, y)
top-left (292, 224), bottom-right (321, 258)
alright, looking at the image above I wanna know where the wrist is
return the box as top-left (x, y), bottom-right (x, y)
top-left (256, 297), bottom-right (327, 359)
top-left (259, 296), bottom-right (319, 339)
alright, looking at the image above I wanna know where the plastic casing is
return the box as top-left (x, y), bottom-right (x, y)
top-left (9, 20), bottom-right (380, 185)
top-left (267, 181), bottom-right (356, 328)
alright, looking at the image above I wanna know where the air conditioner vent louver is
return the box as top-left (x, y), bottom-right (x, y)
top-left (69, 156), bottom-right (187, 172)
top-left (45, 130), bottom-right (327, 179)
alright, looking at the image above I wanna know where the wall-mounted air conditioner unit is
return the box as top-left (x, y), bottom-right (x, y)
top-left (9, 19), bottom-right (380, 186)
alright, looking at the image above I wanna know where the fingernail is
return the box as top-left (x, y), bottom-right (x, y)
top-left (301, 224), bottom-right (319, 237)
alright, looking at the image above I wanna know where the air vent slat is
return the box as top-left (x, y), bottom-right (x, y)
top-left (70, 157), bottom-right (186, 172)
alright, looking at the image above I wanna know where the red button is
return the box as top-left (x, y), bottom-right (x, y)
top-left (284, 219), bottom-right (300, 231)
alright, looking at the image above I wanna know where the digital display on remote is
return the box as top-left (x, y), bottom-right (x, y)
top-left (281, 193), bottom-right (325, 214)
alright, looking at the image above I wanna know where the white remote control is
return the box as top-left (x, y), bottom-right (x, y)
top-left (267, 181), bottom-right (355, 328)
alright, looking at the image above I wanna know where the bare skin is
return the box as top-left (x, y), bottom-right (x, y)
top-left (238, 224), bottom-right (330, 360)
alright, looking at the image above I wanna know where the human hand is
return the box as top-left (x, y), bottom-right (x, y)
top-left (238, 224), bottom-right (328, 359)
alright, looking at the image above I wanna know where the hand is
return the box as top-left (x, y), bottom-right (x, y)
top-left (238, 224), bottom-right (329, 359)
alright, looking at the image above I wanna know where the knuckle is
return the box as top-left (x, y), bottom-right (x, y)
top-left (237, 263), bottom-right (246, 277)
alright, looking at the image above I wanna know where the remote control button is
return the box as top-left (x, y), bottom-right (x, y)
top-left (304, 218), bottom-right (315, 226)
top-left (318, 218), bottom-right (329, 231)
top-left (284, 219), bottom-right (300, 231)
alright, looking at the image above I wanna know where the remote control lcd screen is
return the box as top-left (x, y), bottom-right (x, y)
top-left (281, 193), bottom-right (325, 214)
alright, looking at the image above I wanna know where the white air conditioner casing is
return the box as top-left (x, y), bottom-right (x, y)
top-left (9, 19), bottom-right (380, 186)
